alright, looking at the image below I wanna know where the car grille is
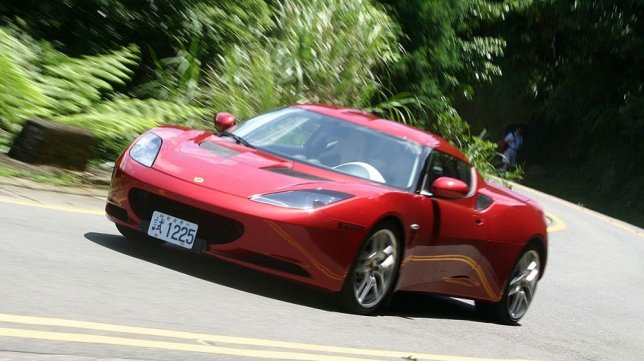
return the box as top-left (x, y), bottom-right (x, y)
top-left (129, 188), bottom-right (244, 245)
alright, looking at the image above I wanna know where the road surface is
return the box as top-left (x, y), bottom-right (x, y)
top-left (0, 181), bottom-right (642, 361)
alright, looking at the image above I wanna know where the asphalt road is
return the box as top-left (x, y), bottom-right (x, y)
top-left (0, 181), bottom-right (642, 361)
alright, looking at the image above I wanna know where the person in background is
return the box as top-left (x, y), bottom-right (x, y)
top-left (500, 125), bottom-right (523, 172)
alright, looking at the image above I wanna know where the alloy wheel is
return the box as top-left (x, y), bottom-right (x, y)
top-left (506, 249), bottom-right (540, 320)
top-left (352, 228), bottom-right (399, 309)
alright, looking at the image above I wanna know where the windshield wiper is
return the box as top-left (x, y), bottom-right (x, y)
top-left (219, 131), bottom-right (255, 149)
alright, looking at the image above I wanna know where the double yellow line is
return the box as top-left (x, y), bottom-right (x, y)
top-left (0, 313), bottom-right (532, 361)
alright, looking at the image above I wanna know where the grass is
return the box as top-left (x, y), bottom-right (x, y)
top-left (0, 164), bottom-right (82, 187)
top-left (26, 172), bottom-right (81, 186)
top-left (0, 165), bottom-right (18, 177)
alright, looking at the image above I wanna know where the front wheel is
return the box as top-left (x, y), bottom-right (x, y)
top-left (340, 222), bottom-right (401, 315)
top-left (476, 246), bottom-right (541, 324)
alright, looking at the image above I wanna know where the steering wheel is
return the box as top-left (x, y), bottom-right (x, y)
top-left (333, 162), bottom-right (385, 183)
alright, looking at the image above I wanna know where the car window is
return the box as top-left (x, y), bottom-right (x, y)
top-left (231, 107), bottom-right (424, 190)
top-left (424, 151), bottom-right (472, 192)
top-left (235, 108), bottom-right (322, 147)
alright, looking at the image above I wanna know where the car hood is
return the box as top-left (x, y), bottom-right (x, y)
top-left (152, 133), bottom-right (375, 198)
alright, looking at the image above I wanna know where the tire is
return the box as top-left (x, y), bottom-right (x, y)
top-left (476, 245), bottom-right (541, 324)
top-left (115, 224), bottom-right (164, 246)
top-left (340, 221), bottom-right (401, 315)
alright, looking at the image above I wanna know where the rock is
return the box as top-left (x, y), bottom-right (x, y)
top-left (8, 119), bottom-right (95, 171)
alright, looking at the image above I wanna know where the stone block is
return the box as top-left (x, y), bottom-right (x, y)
top-left (9, 119), bottom-right (95, 171)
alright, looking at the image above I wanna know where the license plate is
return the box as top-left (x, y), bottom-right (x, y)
top-left (147, 211), bottom-right (198, 249)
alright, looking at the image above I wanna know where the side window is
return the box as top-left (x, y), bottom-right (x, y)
top-left (424, 151), bottom-right (472, 192)
top-left (454, 159), bottom-right (472, 186)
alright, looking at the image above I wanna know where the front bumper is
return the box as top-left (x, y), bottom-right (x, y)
top-left (106, 156), bottom-right (367, 292)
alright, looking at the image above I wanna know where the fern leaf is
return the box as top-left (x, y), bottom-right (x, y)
top-left (0, 29), bottom-right (53, 126)
top-left (54, 98), bottom-right (210, 157)
top-left (40, 45), bottom-right (141, 113)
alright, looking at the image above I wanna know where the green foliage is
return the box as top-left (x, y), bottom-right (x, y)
top-left (0, 0), bottom-right (638, 224)
top-left (0, 163), bottom-right (81, 186)
top-left (132, 0), bottom-right (275, 103)
top-left (0, 28), bottom-right (51, 127)
top-left (377, 0), bottom-right (508, 118)
top-left (0, 128), bottom-right (14, 154)
top-left (0, 26), bottom-right (207, 160)
top-left (180, 2), bottom-right (273, 52)
top-left (499, 0), bottom-right (642, 195)
top-left (510, 0), bottom-right (642, 133)
top-left (55, 98), bottom-right (209, 157)
top-left (203, 0), bottom-right (401, 118)
top-left (364, 92), bottom-right (427, 125)
top-left (40, 45), bottom-right (141, 115)
top-left (0, 27), bottom-right (142, 125)
top-left (134, 39), bottom-right (203, 103)
top-left (432, 108), bottom-right (522, 181)
top-left (0, 164), bottom-right (18, 178)
top-left (205, 45), bottom-right (279, 119)
top-left (469, 0), bottom-right (533, 21)
top-left (0, 0), bottom-right (273, 59)
top-left (273, 0), bottom-right (401, 106)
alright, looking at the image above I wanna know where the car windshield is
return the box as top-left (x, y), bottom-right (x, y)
top-left (233, 107), bottom-right (425, 190)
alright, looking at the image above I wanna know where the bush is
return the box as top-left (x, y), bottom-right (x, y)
top-left (0, 26), bottom-right (209, 160)
top-left (202, 0), bottom-right (401, 118)
top-left (433, 108), bottom-right (522, 181)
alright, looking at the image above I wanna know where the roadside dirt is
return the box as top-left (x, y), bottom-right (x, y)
top-left (0, 152), bottom-right (112, 188)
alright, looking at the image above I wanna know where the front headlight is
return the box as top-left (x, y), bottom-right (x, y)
top-left (129, 132), bottom-right (162, 167)
top-left (250, 189), bottom-right (353, 209)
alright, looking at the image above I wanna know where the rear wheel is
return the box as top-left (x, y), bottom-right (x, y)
top-left (340, 222), bottom-right (401, 315)
top-left (476, 246), bottom-right (541, 324)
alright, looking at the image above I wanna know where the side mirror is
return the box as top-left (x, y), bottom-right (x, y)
top-left (214, 112), bottom-right (236, 133)
top-left (431, 177), bottom-right (469, 199)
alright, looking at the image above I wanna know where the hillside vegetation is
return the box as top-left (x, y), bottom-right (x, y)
top-left (0, 0), bottom-right (641, 225)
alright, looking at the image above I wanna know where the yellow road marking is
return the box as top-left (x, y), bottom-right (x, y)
top-left (545, 212), bottom-right (566, 233)
top-left (0, 196), bottom-right (104, 216)
top-left (0, 327), bottom-right (380, 361)
top-left (0, 313), bottom-right (533, 361)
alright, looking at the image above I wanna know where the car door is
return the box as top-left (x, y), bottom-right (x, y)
top-left (398, 151), bottom-right (492, 300)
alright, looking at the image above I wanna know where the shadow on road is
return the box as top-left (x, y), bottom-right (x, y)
top-left (84, 231), bottom-right (337, 311)
top-left (85, 231), bottom-right (492, 323)
top-left (385, 293), bottom-right (480, 321)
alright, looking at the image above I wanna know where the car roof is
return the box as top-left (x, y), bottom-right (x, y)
top-left (294, 103), bottom-right (468, 163)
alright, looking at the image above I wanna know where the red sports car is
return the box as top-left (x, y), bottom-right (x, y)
top-left (106, 104), bottom-right (547, 324)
